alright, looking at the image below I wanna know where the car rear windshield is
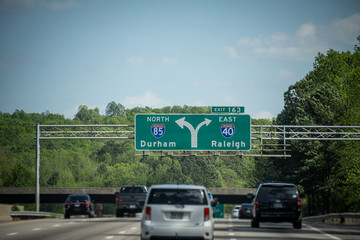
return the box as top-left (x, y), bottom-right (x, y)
top-left (147, 189), bottom-right (208, 205)
top-left (258, 185), bottom-right (297, 199)
top-left (120, 186), bottom-right (146, 193)
top-left (67, 195), bottom-right (89, 201)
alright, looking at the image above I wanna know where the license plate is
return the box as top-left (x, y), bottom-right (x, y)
top-left (170, 212), bottom-right (184, 219)
top-left (274, 203), bottom-right (283, 208)
top-left (129, 205), bottom-right (136, 209)
top-left (75, 204), bottom-right (80, 207)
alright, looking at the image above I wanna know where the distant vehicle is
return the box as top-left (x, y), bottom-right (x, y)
top-left (64, 194), bottom-right (95, 219)
top-left (239, 203), bottom-right (252, 219)
top-left (231, 205), bottom-right (241, 218)
top-left (249, 183), bottom-right (302, 229)
top-left (141, 184), bottom-right (214, 240)
top-left (115, 185), bottom-right (148, 217)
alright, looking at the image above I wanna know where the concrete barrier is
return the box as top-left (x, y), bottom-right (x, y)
top-left (0, 204), bottom-right (24, 222)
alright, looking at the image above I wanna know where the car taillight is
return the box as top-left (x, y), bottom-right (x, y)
top-left (83, 201), bottom-right (90, 206)
top-left (65, 202), bottom-right (72, 206)
top-left (204, 207), bottom-right (210, 221)
top-left (144, 206), bottom-right (151, 220)
top-left (255, 198), bottom-right (259, 210)
top-left (297, 198), bottom-right (301, 211)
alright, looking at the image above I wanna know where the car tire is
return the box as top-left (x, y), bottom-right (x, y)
top-left (293, 220), bottom-right (302, 229)
top-left (251, 218), bottom-right (259, 228)
top-left (64, 213), bottom-right (70, 219)
top-left (116, 210), bottom-right (124, 217)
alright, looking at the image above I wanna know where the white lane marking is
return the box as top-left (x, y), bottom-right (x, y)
top-left (119, 231), bottom-right (126, 234)
top-left (228, 232), bottom-right (235, 236)
top-left (105, 236), bottom-right (114, 239)
top-left (304, 224), bottom-right (342, 240)
top-left (131, 227), bottom-right (137, 230)
top-left (33, 228), bottom-right (42, 231)
top-left (7, 232), bottom-right (19, 236)
top-left (53, 224), bottom-right (61, 227)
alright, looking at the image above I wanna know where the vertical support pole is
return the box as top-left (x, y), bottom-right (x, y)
top-left (35, 123), bottom-right (40, 212)
top-left (283, 126), bottom-right (286, 158)
top-left (260, 126), bottom-right (263, 156)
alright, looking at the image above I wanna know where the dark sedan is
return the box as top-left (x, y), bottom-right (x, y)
top-left (64, 194), bottom-right (95, 219)
top-left (239, 203), bottom-right (252, 219)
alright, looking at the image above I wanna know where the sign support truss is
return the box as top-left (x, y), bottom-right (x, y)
top-left (35, 124), bottom-right (360, 212)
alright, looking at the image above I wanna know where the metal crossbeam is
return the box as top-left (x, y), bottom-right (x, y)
top-left (251, 125), bottom-right (360, 141)
top-left (34, 124), bottom-right (360, 212)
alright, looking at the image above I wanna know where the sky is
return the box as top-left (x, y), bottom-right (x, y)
top-left (1, 0), bottom-right (359, 119)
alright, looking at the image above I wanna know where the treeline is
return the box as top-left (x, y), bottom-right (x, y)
top-left (1, 37), bottom-right (360, 215)
top-left (0, 105), bottom-right (266, 191)
top-left (270, 38), bottom-right (360, 214)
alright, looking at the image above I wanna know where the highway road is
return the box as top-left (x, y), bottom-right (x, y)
top-left (1, 216), bottom-right (359, 240)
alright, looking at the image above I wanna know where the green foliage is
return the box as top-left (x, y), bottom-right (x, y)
top-left (106, 101), bottom-right (126, 117)
top-left (2, 38), bottom-right (360, 218)
top-left (0, 104), bottom-right (257, 191)
top-left (275, 38), bottom-right (360, 214)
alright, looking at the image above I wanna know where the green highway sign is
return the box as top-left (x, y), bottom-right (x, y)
top-left (135, 114), bottom-right (251, 151)
top-left (211, 106), bottom-right (245, 113)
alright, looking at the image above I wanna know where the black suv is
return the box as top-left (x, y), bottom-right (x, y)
top-left (64, 194), bottom-right (95, 219)
top-left (249, 183), bottom-right (302, 229)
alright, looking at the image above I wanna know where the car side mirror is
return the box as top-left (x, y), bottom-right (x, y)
top-left (247, 193), bottom-right (254, 199)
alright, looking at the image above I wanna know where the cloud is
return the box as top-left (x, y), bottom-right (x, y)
top-left (277, 68), bottom-right (293, 79)
top-left (223, 46), bottom-right (238, 59)
top-left (229, 13), bottom-right (360, 61)
top-left (126, 56), bottom-right (145, 65)
top-left (162, 57), bottom-right (179, 65)
top-left (123, 91), bottom-right (170, 108)
top-left (326, 12), bottom-right (360, 45)
top-left (192, 79), bottom-right (234, 88)
top-left (297, 23), bottom-right (316, 38)
top-left (253, 111), bottom-right (274, 119)
top-left (0, 0), bottom-right (79, 12)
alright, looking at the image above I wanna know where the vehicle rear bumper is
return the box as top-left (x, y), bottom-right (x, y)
top-left (116, 204), bottom-right (143, 213)
top-left (65, 208), bottom-right (91, 215)
top-left (141, 220), bottom-right (213, 240)
top-left (257, 211), bottom-right (301, 222)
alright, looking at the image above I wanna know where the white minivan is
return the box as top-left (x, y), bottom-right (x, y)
top-left (141, 184), bottom-right (214, 240)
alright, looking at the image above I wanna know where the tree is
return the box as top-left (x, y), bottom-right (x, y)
top-left (105, 101), bottom-right (125, 117)
top-left (354, 35), bottom-right (360, 52)
top-left (276, 42), bottom-right (360, 214)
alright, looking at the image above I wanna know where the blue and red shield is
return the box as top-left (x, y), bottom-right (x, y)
top-left (221, 124), bottom-right (235, 138)
top-left (151, 124), bottom-right (165, 138)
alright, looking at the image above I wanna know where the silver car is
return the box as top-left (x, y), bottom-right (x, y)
top-left (141, 184), bottom-right (214, 240)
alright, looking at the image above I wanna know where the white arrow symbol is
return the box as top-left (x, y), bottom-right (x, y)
top-left (175, 117), bottom-right (212, 148)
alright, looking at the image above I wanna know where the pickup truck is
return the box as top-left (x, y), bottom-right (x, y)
top-left (115, 185), bottom-right (148, 217)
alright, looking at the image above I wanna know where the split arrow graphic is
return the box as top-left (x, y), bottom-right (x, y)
top-left (175, 117), bottom-right (212, 148)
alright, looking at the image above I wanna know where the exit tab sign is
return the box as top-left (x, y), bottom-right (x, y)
top-left (135, 114), bottom-right (251, 151)
top-left (211, 106), bottom-right (245, 113)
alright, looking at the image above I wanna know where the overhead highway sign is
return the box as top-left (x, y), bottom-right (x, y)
top-left (135, 114), bottom-right (251, 151)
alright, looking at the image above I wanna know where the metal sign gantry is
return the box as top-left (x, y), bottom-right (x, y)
top-left (35, 124), bottom-right (360, 212)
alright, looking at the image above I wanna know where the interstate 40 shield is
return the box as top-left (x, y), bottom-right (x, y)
top-left (135, 114), bottom-right (251, 151)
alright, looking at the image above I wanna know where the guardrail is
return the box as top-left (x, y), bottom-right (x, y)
top-left (303, 213), bottom-right (360, 225)
top-left (10, 211), bottom-right (63, 220)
